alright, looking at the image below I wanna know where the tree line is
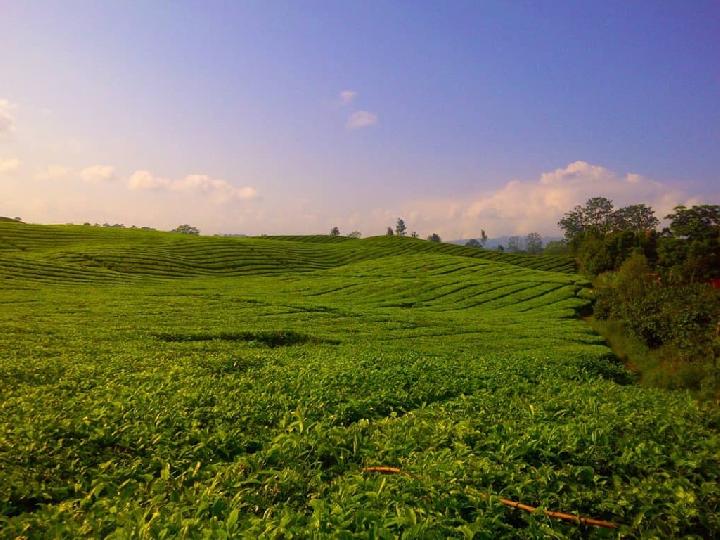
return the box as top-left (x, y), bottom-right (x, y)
top-left (558, 197), bottom-right (720, 400)
top-left (331, 219), bottom-right (553, 251)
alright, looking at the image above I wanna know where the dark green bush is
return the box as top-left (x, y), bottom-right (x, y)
top-left (596, 253), bottom-right (720, 353)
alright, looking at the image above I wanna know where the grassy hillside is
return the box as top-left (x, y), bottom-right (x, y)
top-left (1, 224), bottom-right (718, 537)
top-left (0, 222), bottom-right (574, 284)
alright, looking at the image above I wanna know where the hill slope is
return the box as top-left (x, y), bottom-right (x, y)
top-left (1, 223), bottom-right (718, 537)
top-left (0, 222), bottom-right (574, 284)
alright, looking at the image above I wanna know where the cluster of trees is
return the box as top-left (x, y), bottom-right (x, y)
top-left (506, 233), bottom-right (543, 254)
top-left (55, 222), bottom-right (159, 231)
top-left (384, 218), bottom-right (424, 239)
top-left (328, 222), bottom-right (550, 253)
top-left (468, 232), bottom-right (545, 254)
top-left (559, 198), bottom-right (720, 282)
top-left (329, 227), bottom-right (361, 238)
top-left (560, 198), bottom-right (720, 397)
top-left (465, 230), bottom-right (487, 248)
top-left (330, 219), bottom-right (437, 242)
top-left (171, 224), bottom-right (200, 235)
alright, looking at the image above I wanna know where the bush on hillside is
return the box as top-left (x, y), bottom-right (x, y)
top-left (596, 254), bottom-right (720, 354)
top-left (171, 224), bottom-right (200, 235)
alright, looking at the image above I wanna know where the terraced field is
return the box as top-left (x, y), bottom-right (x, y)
top-left (1, 222), bottom-right (718, 538)
top-left (0, 223), bottom-right (574, 284)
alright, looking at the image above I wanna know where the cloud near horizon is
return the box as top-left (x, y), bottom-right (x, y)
top-left (0, 157), bottom-right (21, 175)
top-left (80, 165), bottom-right (117, 183)
top-left (128, 170), bottom-right (257, 203)
top-left (2, 159), bottom-right (713, 238)
top-left (390, 161), bottom-right (703, 239)
top-left (35, 165), bottom-right (71, 181)
top-left (0, 99), bottom-right (16, 134)
top-left (346, 110), bottom-right (378, 129)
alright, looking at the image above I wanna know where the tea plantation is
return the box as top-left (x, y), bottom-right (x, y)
top-left (1, 222), bottom-right (718, 538)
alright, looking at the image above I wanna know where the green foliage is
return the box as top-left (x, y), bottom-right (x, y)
top-left (661, 204), bottom-right (720, 282)
top-left (558, 197), bottom-right (616, 242)
top-left (0, 223), bottom-right (718, 537)
top-left (657, 224), bottom-right (720, 283)
top-left (559, 199), bottom-right (659, 251)
top-left (395, 218), bottom-right (407, 237)
top-left (427, 233), bottom-right (441, 242)
top-left (594, 254), bottom-right (720, 393)
top-left (544, 240), bottom-right (569, 256)
top-left (590, 317), bottom-right (720, 400)
top-left (564, 201), bottom-right (717, 283)
top-left (613, 204), bottom-right (659, 234)
top-left (525, 232), bottom-right (543, 254)
top-left (561, 201), bottom-right (718, 386)
top-left (575, 228), bottom-right (658, 276)
top-left (171, 224), bottom-right (200, 235)
top-left (665, 204), bottom-right (720, 240)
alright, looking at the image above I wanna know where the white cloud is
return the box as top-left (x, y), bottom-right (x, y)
top-left (339, 90), bottom-right (357, 105)
top-left (390, 161), bottom-right (705, 239)
top-left (0, 99), bottom-right (16, 134)
top-left (128, 170), bottom-right (257, 202)
top-left (80, 165), bottom-right (117, 183)
top-left (0, 158), bottom-right (20, 175)
top-left (347, 110), bottom-right (378, 129)
top-left (174, 174), bottom-right (257, 201)
top-left (128, 170), bottom-right (171, 190)
top-left (35, 165), bottom-right (72, 181)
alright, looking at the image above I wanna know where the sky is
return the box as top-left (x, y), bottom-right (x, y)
top-left (1, 0), bottom-right (718, 238)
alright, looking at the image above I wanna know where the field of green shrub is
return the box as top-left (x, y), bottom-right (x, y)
top-left (1, 222), bottom-right (719, 538)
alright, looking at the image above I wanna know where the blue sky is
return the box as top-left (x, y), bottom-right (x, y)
top-left (1, 1), bottom-right (718, 237)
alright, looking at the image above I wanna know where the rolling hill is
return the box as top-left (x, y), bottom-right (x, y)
top-left (1, 222), bottom-right (718, 537)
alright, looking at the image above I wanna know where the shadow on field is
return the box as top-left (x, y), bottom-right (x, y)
top-left (152, 329), bottom-right (339, 347)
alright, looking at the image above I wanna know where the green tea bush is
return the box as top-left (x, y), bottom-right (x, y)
top-left (1, 224), bottom-right (718, 537)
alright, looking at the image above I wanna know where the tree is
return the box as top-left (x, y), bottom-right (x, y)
top-left (613, 204), bottom-right (659, 234)
top-left (466, 230), bottom-right (488, 248)
top-left (576, 228), bottom-right (656, 276)
top-left (386, 227), bottom-right (394, 236)
top-left (558, 197), bottom-right (615, 242)
top-left (558, 207), bottom-right (585, 242)
top-left (395, 218), bottom-right (407, 237)
top-left (171, 224), bottom-right (199, 235)
top-left (427, 233), bottom-right (441, 242)
top-left (584, 196), bottom-right (615, 233)
top-left (507, 236), bottom-right (521, 252)
top-left (544, 240), bottom-right (569, 255)
top-left (658, 205), bottom-right (720, 282)
top-left (496, 245), bottom-right (505, 252)
top-left (330, 226), bottom-right (340, 236)
top-left (347, 231), bottom-right (361, 239)
top-left (665, 205), bottom-right (720, 241)
top-left (526, 232), bottom-right (543, 254)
